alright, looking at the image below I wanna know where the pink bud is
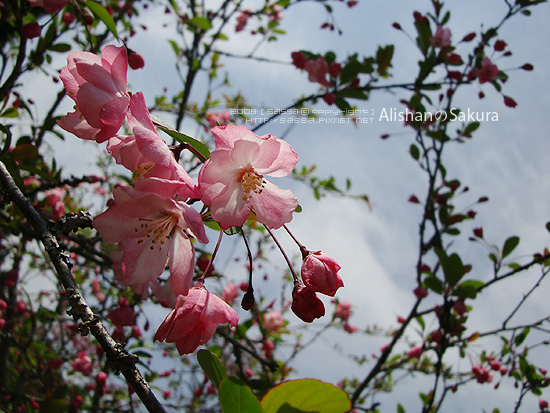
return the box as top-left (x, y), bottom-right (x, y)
top-left (128, 51), bottom-right (145, 70)
top-left (408, 346), bottom-right (423, 359)
top-left (413, 286), bottom-right (428, 299)
top-left (22, 22), bottom-right (41, 39)
top-left (95, 371), bottom-right (107, 387)
top-left (291, 285), bottom-right (325, 322)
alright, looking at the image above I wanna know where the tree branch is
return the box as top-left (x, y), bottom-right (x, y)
top-left (0, 160), bottom-right (167, 413)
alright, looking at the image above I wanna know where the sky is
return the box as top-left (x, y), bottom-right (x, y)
top-left (35, 0), bottom-right (550, 411)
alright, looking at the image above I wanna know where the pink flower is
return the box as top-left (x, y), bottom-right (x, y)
top-left (429, 25), bottom-right (452, 48)
top-left (221, 282), bottom-right (239, 305)
top-left (262, 339), bottom-right (275, 357)
top-left (206, 111), bottom-right (231, 128)
top-left (107, 304), bottom-right (135, 328)
top-left (453, 299), bottom-right (468, 316)
top-left (489, 360), bottom-right (502, 371)
top-left (154, 283), bottom-right (239, 354)
top-left (93, 180), bottom-right (208, 295)
top-left (263, 310), bottom-right (284, 331)
top-left (72, 351), bottom-right (93, 376)
top-left (198, 125), bottom-right (299, 230)
top-left (334, 300), bottom-right (352, 321)
top-left (304, 57), bottom-right (331, 87)
top-left (408, 346), bottom-right (423, 359)
top-left (28, 0), bottom-right (69, 13)
top-left (291, 52), bottom-right (306, 69)
top-left (540, 400), bottom-right (549, 411)
top-left (472, 364), bottom-right (494, 383)
top-left (95, 371), bottom-right (107, 387)
top-left (413, 286), bottom-right (428, 299)
top-left (343, 323), bottom-right (358, 334)
top-left (107, 93), bottom-right (196, 191)
top-left (477, 57), bottom-right (499, 84)
top-left (236, 10), bottom-right (251, 32)
top-left (291, 284), bottom-right (325, 323)
top-left (45, 187), bottom-right (65, 220)
top-left (301, 251), bottom-right (343, 297)
top-left (58, 45), bottom-right (131, 143)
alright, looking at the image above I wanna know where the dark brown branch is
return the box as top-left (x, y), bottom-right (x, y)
top-left (0, 160), bottom-right (166, 413)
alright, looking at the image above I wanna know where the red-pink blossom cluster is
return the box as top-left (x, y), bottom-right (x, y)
top-left (57, 45), bottom-right (320, 354)
top-left (291, 52), bottom-right (341, 88)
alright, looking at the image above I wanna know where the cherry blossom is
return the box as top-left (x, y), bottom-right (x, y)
top-left (45, 187), bottom-right (65, 220)
top-left (198, 125), bottom-right (299, 230)
top-left (334, 300), bottom-right (352, 321)
top-left (476, 57), bottom-right (499, 84)
top-left (304, 56), bottom-right (331, 87)
top-left (472, 364), bottom-right (494, 384)
top-left (263, 310), bottom-right (284, 331)
top-left (236, 10), bottom-right (251, 32)
top-left (221, 282), bottom-right (239, 305)
top-left (429, 25), bottom-right (452, 48)
top-left (72, 351), bottom-right (93, 376)
top-left (58, 45), bottom-right (131, 142)
top-left (301, 251), bottom-right (343, 297)
top-left (154, 283), bottom-right (239, 354)
top-left (93, 179), bottom-right (208, 295)
top-left (106, 92), bottom-right (196, 191)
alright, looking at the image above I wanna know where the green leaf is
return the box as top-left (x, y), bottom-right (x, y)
top-left (219, 377), bottom-right (263, 413)
top-left (261, 379), bottom-right (351, 413)
top-left (42, 398), bottom-right (70, 413)
top-left (85, 1), bottom-right (119, 39)
top-left (546, 222), bottom-right (550, 233)
top-left (424, 275), bottom-right (443, 294)
top-left (397, 403), bottom-right (406, 413)
top-left (335, 89), bottom-right (368, 100)
top-left (204, 220), bottom-right (222, 231)
top-left (452, 279), bottom-right (484, 299)
top-left (514, 327), bottom-right (530, 347)
top-left (442, 253), bottom-right (464, 286)
top-left (502, 236), bottom-right (520, 258)
top-left (224, 226), bottom-right (242, 236)
top-left (410, 144), bottom-right (420, 160)
top-left (1, 107), bottom-right (18, 118)
top-left (48, 43), bottom-right (71, 53)
top-left (188, 17), bottom-right (212, 31)
top-left (197, 349), bottom-right (228, 389)
top-left (151, 115), bottom-right (210, 159)
top-left (463, 121), bottom-right (480, 135)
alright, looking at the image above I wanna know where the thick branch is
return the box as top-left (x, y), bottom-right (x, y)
top-left (0, 161), bottom-right (166, 413)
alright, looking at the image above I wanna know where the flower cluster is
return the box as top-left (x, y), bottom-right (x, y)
top-left (290, 249), bottom-right (344, 323)
top-left (291, 52), bottom-right (341, 88)
top-left (58, 45), bottom-right (335, 355)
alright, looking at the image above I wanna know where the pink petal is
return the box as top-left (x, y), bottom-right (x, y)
top-left (250, 180), bottom-right (298, 229)
top-left (57, 110), bottom-right (100, 141)
top-left (201, 293), bottom-right (239, 327)
top-left (101, 45), bottom-right (128, 92)
top-left (230, 138), bottom-right (261, 167)
top-left (209, 178), bottom-right (250, 230)
top-left (74, 58), bottom-right (119, 95)
top-left (168, 232), bottom-right (195, 295)
top-left (211, 125), bottom-right (260, 150)
top-left (254, 136), bottom-right (298, 177)
top-left (120, 236), bottom-right (170, 285)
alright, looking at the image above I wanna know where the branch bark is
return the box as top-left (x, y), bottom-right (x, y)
top-left (0, 160), bottom-right (167, 413)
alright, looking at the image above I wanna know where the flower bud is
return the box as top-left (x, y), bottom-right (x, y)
top-left (291, 284), bottom-right (325, 322)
